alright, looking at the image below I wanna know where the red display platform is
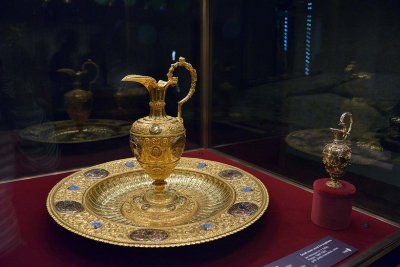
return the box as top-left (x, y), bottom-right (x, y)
top-left (311, 178), bottom-right (356, 230)
top-left (0, 149), bottom-right (398, 267)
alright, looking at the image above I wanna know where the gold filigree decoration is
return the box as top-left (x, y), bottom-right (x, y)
top-left (47, 157), bottom-right (269, 247)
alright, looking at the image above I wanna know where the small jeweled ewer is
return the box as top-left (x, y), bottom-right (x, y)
top-left (58, 59), bottom-right (99, 135)
top-left (322, 112), bottom-right (353, 189)
top-left (120, 57), bottom-right (197, 226)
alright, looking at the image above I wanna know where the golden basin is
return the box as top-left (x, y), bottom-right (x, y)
top-left (47, 157), bottom-right (269, 247)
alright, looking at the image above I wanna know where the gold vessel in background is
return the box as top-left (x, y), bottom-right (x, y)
top-left (58, 59), bottom-right (99, 134)
top-left (322, 112), bottom-right (353, 188)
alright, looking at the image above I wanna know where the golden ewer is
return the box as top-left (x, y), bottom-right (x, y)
top-left (322, 112), bottom-right (353, 188)
top-left (120, 57), bottom-right (197, 225)
top-left (58, 59), bottom-right (99, 134)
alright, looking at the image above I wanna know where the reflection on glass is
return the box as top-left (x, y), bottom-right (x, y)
top-left (0, 0), bottom-right (201, 179)
top-left (59, 59), bottom-right (99, 137)
top-left (211, 0), bottom-right (400, 223)
top-left (304, 1), bottom-right (312, 76)
top-left (283, 11), bottom-right (288, 53)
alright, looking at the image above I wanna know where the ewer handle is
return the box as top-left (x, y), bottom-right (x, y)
top-left (82, 59), bottom-right (100, 90)
top-left (339, 112), bottom-right (353, 140)
top-left (167, 57), bottom-right (197, 121)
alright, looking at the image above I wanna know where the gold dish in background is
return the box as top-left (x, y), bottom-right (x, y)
top-left (20, 119), bottom-right (130, 144)
top-left (46, 157), bottom-right (269, 247)
top-left (285, 128), bottom-right (391, 165)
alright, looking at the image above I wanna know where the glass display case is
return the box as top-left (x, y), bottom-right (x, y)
top-left (0, 0), bottom-right (202, 179)
top-left (210, 0), bottom-right (400, 224)
top-left (0, 0), bottom-right (399, 266)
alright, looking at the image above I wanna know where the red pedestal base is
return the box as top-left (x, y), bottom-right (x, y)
top-left (311, 178), bottom-right (356, 230)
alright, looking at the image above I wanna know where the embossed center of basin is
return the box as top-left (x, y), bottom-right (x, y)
top-left (84, 169), bottom-right (235, 227)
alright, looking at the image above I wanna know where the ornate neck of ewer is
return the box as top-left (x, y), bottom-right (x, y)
top-left (58, 59), bottom-right (99, 132)
top-left (322, 112), bottom-right (353, 189)
top-left (120, 57), bottom-right (198, 226)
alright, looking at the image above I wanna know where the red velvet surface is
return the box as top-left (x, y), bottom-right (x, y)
top-left (313, 178), bottom-right (357, 198)
top-left (0, 149), bottom-right (398, 267)
top-left (311, 178), bottom-right (356, 230)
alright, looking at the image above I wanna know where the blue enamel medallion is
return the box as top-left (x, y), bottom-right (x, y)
top-left (90, 221), bottom-right (103, 229)
top-left (68, 184), bottom-right (79, 191)
top-left (241, 186), bottom-right (253, 192)
top-left (202, 223), bottom-right (214, 230)
top-left (197, 163), bottom-right (207, 169)
top-left (125, 161), bottom-right (135, 168)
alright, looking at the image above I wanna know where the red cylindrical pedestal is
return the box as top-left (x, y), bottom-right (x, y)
top-left (311, 178), bottom-right (356, 230)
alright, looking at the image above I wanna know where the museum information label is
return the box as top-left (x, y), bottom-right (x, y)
top-left (265, 236), bottom-right (357, 267)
